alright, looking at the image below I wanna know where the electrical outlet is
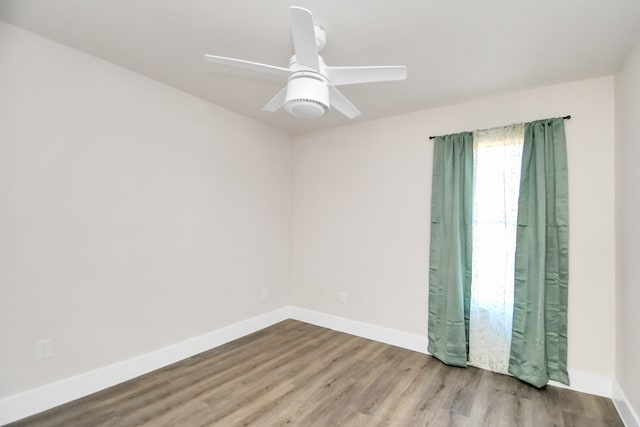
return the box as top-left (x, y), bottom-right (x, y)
top-left (36, 338), bottom-right (53, 360)
top-left (261, 288), bottom-right (269, 300)
top-left (339, 291), bottom-right (348, 304)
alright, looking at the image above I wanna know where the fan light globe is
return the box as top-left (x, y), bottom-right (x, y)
top-left (284, 75), bottom-right (329, 119)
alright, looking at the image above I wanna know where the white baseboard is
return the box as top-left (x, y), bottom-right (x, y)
top-left (549, 369), bottom-right (613, 398)
top-left (613, 380), bottom-right (640, 427)
top-left (0, 307), bottom-right (290, 426)
top-left (0, 305), bottom-right (624, 425)
top-left (288, 306), bottom-right (428, 354)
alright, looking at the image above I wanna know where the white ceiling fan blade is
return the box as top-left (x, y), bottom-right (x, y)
top-left (204, 54), bottom-right (290, 77)
top-left (329, 87), bottom-right (361, 119)
top-left (263, 86), bottom-right (288, 112)
top-left (289, 6), bottom-right (320, 70)
top-left (326, 66), bottom-right (407, 86)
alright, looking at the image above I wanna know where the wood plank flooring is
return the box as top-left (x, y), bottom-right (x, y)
top-left (8, 320), bottom-right (623, 426)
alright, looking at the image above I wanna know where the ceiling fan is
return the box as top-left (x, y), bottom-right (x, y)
top-left (204, 6), bottom-right (407, 120)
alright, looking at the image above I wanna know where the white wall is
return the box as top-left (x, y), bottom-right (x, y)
top-left (615, 39), bottom-right (640, 418)
top-left (292, 77), bottom-right (616, 380)
top-left (0, 21), bottom-right (292, 397)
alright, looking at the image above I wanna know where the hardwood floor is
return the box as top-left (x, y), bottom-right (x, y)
top-left (8, 320), bottom-right (623, 427)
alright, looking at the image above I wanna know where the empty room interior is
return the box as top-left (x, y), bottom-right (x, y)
top-left (1, 1), bottom-right (639, 426)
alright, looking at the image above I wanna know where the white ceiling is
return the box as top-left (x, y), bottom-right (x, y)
top-left (2, 0), bottom-right (640, 134)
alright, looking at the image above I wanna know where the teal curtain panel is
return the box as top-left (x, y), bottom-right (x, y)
top-left (509, 118), bottom-right (570, 387)
top-left (427, 132), bottom-right (474, 367)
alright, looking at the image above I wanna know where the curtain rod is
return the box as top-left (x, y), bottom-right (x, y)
top-left (428, 115), bottom-right (571, 140)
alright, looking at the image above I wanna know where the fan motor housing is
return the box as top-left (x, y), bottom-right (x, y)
top-left (284, 73), bottom-right (329, 119)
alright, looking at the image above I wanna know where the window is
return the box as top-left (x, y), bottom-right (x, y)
top-left (468, 123), bottom-right (524, 374)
